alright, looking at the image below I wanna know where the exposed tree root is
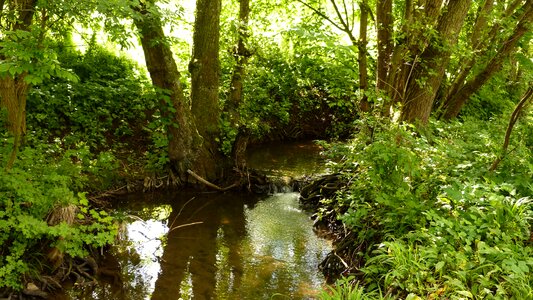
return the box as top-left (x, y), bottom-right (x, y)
top-left (300, 173), bottom-right (366, 283)
top-left (0, 253), bottom-right (111, 299)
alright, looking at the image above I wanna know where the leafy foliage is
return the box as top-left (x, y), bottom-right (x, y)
top-left (320, 276), bottom-right (390, 300)
top-left (320, 115), bottom-right (533, 298)
top-left (26, 41), bottom-right (154, 152)
top-left (219, 19), bottom-right (360, 154)
top-left (0, 140), bottom-right (118, 290)
top-left (0, 40), bottom-right (154, 291)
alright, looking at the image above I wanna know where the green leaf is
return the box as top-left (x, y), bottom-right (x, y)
top-left (0, 62), bottom-right (12, 73)
top-left (456, 291), bottom-right (473, 298)
top-left (406, 294), bottom-right (422, 300)
top-left (435, 261), bottom-right (445, 271)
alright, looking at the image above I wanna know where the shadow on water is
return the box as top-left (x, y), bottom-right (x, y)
top-left (56, 192), bottom-right (331, 300)
top-left (246, 140), bottom-right (326, 177)
top-left (55, 141), bottom-right (330, 299)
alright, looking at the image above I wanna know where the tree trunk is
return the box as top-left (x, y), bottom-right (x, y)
top-left (0, 0), bottom-right (36, 169)
top-left (442, 2), bottom-right (533, 119)
top-left (228, 0), bottom-right (252, 171)
top-left (357, 1), bottom-right (369, 112)
top-left (0, 75), bottom-right (29, 169)
top-left (471, 0), bottom-right (494, 48)
top-left (190, 0), bottom-right (223, 180)
top-left (134, 2), bottom-right (197, 180)
top-left (0, 76), bottom-right (28, 135)
top-left (376, 0), bottom-right (392, 92)
top-left (400, 0), bottom-right (472, 125)
top-left (386, 0), bottom-right (439, 106)
top-left (376, 0), bottom-right (393, 116)
top-left (443, 0), bottom-right (517, 114)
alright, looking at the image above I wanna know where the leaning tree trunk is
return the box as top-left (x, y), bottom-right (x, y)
top-left (227, 0), bottom-right (252, 171)
top-left (400, 0), bottom-right (471, 125)
top-left (442, 0), bottom-right (521, 115)
top-left (190, 0), bottom-right (224, 180)
top-left (489, 87), bottom-right (533, 172)
top-left (442, 2), bottom-right (533, 120)
top-left (134, 2), bottom-right (197, 180)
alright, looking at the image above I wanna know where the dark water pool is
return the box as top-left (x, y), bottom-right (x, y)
top-left (246, 140), bottom-right (326, 177)
top-left (56, 141), bottom-right (331, 299)
top-left (56, 192), bottom-right (331, 299)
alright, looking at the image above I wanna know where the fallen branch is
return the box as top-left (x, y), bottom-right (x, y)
top-left (186, 169), bottom-right (239, 191)
top-left (88, 184), bottom-right (128, 202)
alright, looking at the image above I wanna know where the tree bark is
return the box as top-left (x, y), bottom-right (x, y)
top-left (0, 0), bottom-right (37, 169)
top-left (385, 0), bottom-right (413, 105)
top-left (0, 0), bottom-right (36, 134)
top-left (442, 2), bottom-right (533, 119)
top-left (400, 0), bottom-right (472, 125)
top-left (357, 1), bottom-right (369, 112)
top-left (376, 0), bottom-right (392, 91)
top-left (134, 2), bottom-right (197, 180)
top-left (190, 0), bottom-right (223, 180)
top-left (0, 75), bottom-right (29, 169)
top-left (376, 0), bottom-right (393, 116)
top-left (228, 0), bottom-right (252, 171)
top-left (385, 0), bottom-right (444, 106)
top-left (471, 0), bottom-right (494, 48)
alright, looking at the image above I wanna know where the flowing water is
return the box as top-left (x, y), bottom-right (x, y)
top-left (56, 141), bottom-right (331, 300)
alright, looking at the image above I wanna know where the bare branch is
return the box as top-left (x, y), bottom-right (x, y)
top-left (329, 0), bottom-right (351, 32)
top-left (351, 0), bottom-right (356, 34)
top-left (296, 0), bottom-right (346, 32)
top-left (342, 0), bottom-right (350, 30)
top-left (490, 87), bottom-right (533, 171)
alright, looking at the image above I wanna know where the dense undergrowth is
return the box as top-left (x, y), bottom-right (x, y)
top-left (317, 113), bottom-right (533, 299)
top-left (0, 43), bottom-right (149, 292)
top-left (0, 142), bottom-right (119, 291)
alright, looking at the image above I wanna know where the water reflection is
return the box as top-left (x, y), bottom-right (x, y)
top-left (57, 191), bottom-right (331, 300)
top-left (246, 140), bottom-right (326, 177)
top-left (151, 193), bottom-right (246, 300)
top-left (236, 193), bottom-right (330, 299)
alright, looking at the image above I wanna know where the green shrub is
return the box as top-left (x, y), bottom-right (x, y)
top-left (321, 116), bottom-right (533, 298)
top-left (218, 25), bottom-right (360, 154)
top-left (26, 42), bottom-right (154, 151)
top-left (0, 140), bottom-right (118, 290)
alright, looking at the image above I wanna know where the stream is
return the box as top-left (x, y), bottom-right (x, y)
top-left (56, 141), bottom-right (331, 299)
